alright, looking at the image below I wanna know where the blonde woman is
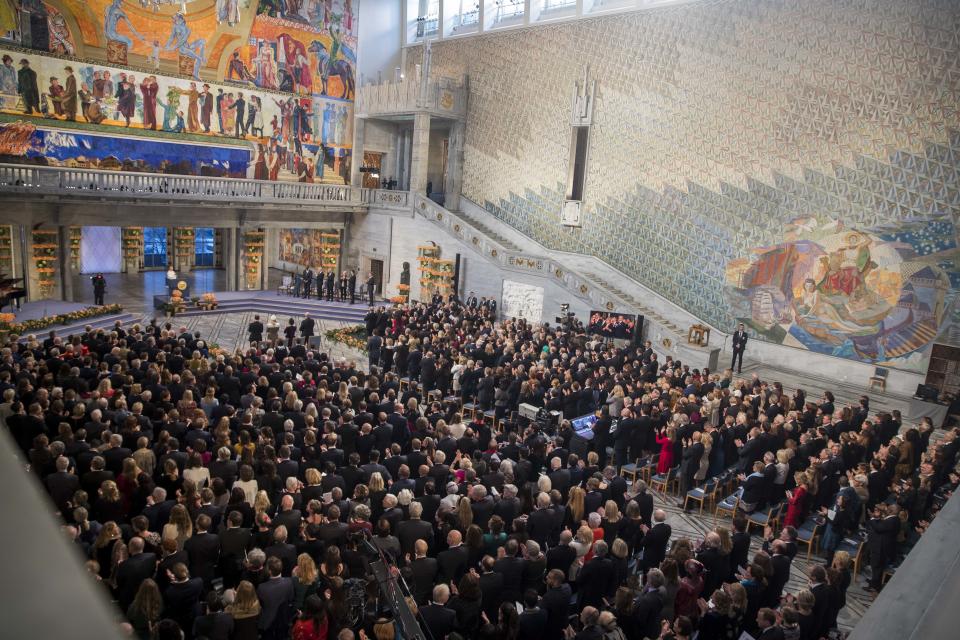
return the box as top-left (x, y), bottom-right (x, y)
top-left (601, 500), bottom-right (622, 544)
top-left (226, 580), bottom-right (261, 637)
top-left (162, 504), bottom-right (193, 550)
top-left (695, 432), bottom-right (713, 484)
top-left (293, 553), bottom-right (321, 609)
top-left (606, 384), bottom-right (626, 416)
top-left (93, 521), bottom-right (122, 581)
top-left (566, 486), bottom-right (586, 528)
top-left (253, 490), bottom-right (272, 519)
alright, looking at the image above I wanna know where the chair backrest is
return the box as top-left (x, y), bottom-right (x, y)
top-left (282, 275), bottom-right (292, 286)
top-left (873, 366), bottom-right (889, 379)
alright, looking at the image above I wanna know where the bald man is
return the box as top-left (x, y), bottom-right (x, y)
top-left (116, 536), bottom-right (157, 609)
top-left (409, 539), bottom-right (438, 605)
top-left (437, 529), bottom-right (468, 585)
top-left (638, 509), bottom-right (671, 572)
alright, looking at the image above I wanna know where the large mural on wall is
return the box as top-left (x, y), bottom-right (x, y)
top-left (0, 0), bottom-right (356, 180)
top-left (725, 217), bottom-right (956, 367)
top-left (425, 0), bottom-right (960, 370)
top-left (0, 119), bottom-right (251, 174)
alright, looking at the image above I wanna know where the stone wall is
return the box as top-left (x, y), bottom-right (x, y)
top-left (421, 0), bottom-right (960, 372)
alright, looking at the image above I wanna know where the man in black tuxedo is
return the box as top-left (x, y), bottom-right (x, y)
top-left (115, 537), bottom-right (158, 610)
top-left (299, 313), bottom-right (315, 342)
top-left (680, 431), bottom-right (705, 499)
top-left (541, 569), bottom-right (572, 639)
top-left (184, 514), bottom-right (220, 591)
top-left (731, 322), bottom-right (748, 373)
top-left (248, 315), bottom-right (264, 344)
top-left (45, 455), bottom-right (79, 514)
top-left (163, 563), bottom-right (204, 635)
top-left (420, 584), bottom-right (457, 640)
top-left (576, 540), bottom-right (614, 609)
top-left (256, 557), bottom-right (295, 640)
top-left (397, 502), bottom-right (433, 557)
top-left (265, 525), bottom-right (298, 576)
top-left (756, 608), bottom-right (785, 640)
top-left (218, 511), bottom-right (252, 589)
top-left (866, 503), bottom-right (900, 591)
top-left (345, 269), bottom-right (356, 304)
top-left (102, 433), bottom-right (132, 476)
top-left (437, 529), bottom-right (469, 585)
top-left (326, 270), bottom-right (336, 301)
top-left (638, 509), bottom-right (671, 572)
top-left (408, 539), bottom-right (438, 605)
top-left (302, 268), bottom-right (313, 298)
top-left (316, 271), bottom-right (326, 300)
top-left (366, 272), bottom-right (375, 305)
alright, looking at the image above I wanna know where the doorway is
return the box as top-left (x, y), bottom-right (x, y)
top-left (194, 228), bottom-right (215, 267)
top-left (370, 258), bottom-right (384, 295)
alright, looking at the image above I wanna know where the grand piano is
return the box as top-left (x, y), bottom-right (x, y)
top-left (0, 276), bottom-right (25, 312)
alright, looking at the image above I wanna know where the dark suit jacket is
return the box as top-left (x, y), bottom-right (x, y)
top-left (528, 507), bottom-right (559, 547)
top-left (45, 471), bottom-right (79, 512)
top-left (397, 518), bottom-right (433, 556)
top-left (437, 545), bottom-right (469, 584)
top-left (492, 556), bottom-right (527, 602)
top-left (639, 522), bottom-right (671, 570)
top-left (184, 532), bottom-right (220, 587)
top-left (164, 578), bottom-right (204, 633)
top-left (256, 576), bottom-right (295, 631)
top-left (410, 556), bottom-right (439, 605)
top-left (576, 556), bottom-right (614, 608)
top-left (541, 583), bottom-right (572, 638)
top-left (116, 552), bottom-right (157, 609)
top-left (265, 542), bottom-right (298, 576)
top-left (420, 603), bottom-right (457, 640)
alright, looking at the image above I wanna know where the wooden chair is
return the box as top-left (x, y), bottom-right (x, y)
top-left (868, 367), bottom-right (888, 392)
top-left (620, 457), bottom-right (646, 484)
top-left (640, 454), bottom-right (660, 484)
top-left (461, 401), bottom-right (477, 420)
top-left (399, 377), bottom-right (411, 391)
top-left (836, 536), bottom-right (866, 577)
top-left (714, 490), bottom-right (742, 521)
top-left (683, 477), bottom-right (719, 513)
top-left (650, 467), bottom-right (679, 496)
top-left (796, 517), bottom-right (822, 560)
top-left (747, 502), bottom-right (783, 533)
top-left (277, 275), bottom-right (294, 296)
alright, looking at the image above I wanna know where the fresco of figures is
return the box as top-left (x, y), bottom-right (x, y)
top-left (0, 48), bottom-right (352, 181)
top-left (0, 0), bottom-right (356, 179)
top-left (725, 216), bottom-right (958, 369)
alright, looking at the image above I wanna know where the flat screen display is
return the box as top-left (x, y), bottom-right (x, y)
top-left (588, 310), bottom-right (637, 339)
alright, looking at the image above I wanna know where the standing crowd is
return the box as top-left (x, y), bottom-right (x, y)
top-left (3, 296), bottom-right (959, 640)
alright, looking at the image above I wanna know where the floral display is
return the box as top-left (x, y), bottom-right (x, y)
top-left (0, 304), bottom-right (122, 336)
top-left (324, 324), bottom-right (367, 352)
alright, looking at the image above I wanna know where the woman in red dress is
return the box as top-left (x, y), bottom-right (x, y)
top-left (291, 594), bottom-right (328, 640)
top-left (655, 425), bottom-right (676, 473)
top-left (782, 471), bottom-right (810, 528)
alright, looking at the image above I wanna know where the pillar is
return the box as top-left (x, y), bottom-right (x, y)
top-left (444, 121), bottom-right (465, 211)
top-left (350, 117), bottom-right (365, 187)
top-left (410, 112), bottom-right (431, 196)
top-left (58, 225), bottom-right (74, 302)
top-left (224, 227), bottom-right (237, 291)
top-left (401, 128), bottom-right (413, 190)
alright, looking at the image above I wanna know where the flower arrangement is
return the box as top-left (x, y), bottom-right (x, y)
top-left (324, 324), bottom-right (368, 352)
top-left (389, 295), bottom-right (407, 304)
top-left (199, 292), bottom-right (218, 310)
top-left (0, 304), bottom-right (122, 336)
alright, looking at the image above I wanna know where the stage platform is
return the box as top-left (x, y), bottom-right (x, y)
top-left (164, 291), bottom-right (371, 324)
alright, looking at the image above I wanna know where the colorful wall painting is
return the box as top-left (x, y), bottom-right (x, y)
top-left (0, 0), bottom-right (356, 180)
top-left (277, 227), bottom-right (336, 269)
top-left (0, 47), bottom-right (351, 180)
top-left (0, 119), bottom-right (251, 175)
top-left (725, 217), bottom-right (957, 368)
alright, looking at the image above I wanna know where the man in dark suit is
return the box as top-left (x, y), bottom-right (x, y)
top-left (527, 493), bottom-right (559, 548)
top-left (764, 540), bottom-right (792, 607)
top-left (102, 433), bottom-right (132, 476)
top-left (478, 556), bottom-right (504, 623)
top-left (408, 539), bottom-right (439, 605)
top-left (163, 562), bottom-right (204, 635)
top-left (437, 530), bottom-right (469, 585)
top-left (547, 457), bottom-right (572, 501)
top-left (347, 269), bottom-right (357, 304)
top-left (680, 432), bottom-right (705, 499)
top-left (397, 502), bottom-right (433, 556)
top-left (184, 514), bottom-right (221, 591)
top-left (257, 557), bottom-right (295, 640)
top-left (866, 504), bottom-right (900, 591)
top-left (420, 584), bottom-right (457, 640)
top-left (540, 569), bottom-right (572, 639)
top-left (218, 511), bottom-right (252, 589)
top-left (695, 532), bottom-right (728, 598)
top-left (115, 537), bottom-right (158, 610)
top-left (248, 315), bottom-right (264, 344)
top-left (299, 313), bottom-right (315, 342)
top-left (326, 270), bottom-right (336, 301)
top-left (366, 272), bottom-right (375, 305)
top-left (45, 455), bottom-right (79, 513)
top-left (492, 539), bottom-right (527, 604)
top-left (731, 322), bottom-right (748, 373)
top-left (265, 525), bottom-right (298, 576)
top-left (576, 540), bottom-right (614, 609)
top-left (638, 509), bottom-right (671, 572)
top-left (756, 608), bottom-right (785, 640)
top-left (808, 565), bottom-right (831, 640)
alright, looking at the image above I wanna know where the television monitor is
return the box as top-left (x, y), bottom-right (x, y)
top-left (588, 310), bottom-right (637, 339)
top-left (571, 413), bottom-right (598, 439)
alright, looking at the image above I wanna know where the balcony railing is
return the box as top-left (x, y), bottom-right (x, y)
top-left (360, 189), bottom-right (411, 209)
top-left (0, 164), bottom-right (363, 206)
top-left (356, 76), bottom-right (467, 118)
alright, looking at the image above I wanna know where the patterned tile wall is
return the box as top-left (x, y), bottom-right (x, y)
top-left (422, 0), bottom-right (960, 353)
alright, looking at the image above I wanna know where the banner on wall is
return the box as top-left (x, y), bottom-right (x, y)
top-left (502, 279), bottom-right (544, 323)
top-left (80, 226), bottom-right (122, 274)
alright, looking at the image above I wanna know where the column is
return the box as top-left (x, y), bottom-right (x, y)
top-left (391, 129), bottom-right (403, 188)
top-left (444, 121), bottom-right (465, 211)
top-left (402, 128), bottom-right (413, 189)
top-left (58, 225), bottom-right (74, 302)
top-left (224, 227), bottom-right (236, 291)
top-left (350, 117), bottom-right (365, 187)
top-left (409, 112), bottom-right (431, 195)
